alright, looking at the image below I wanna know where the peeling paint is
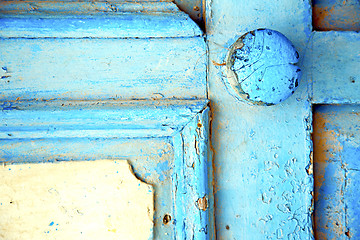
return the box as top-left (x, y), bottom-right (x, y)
top-left (196, 195), bottom-right (209, 211)
top-left (207, 0), bottom-right (313, 238)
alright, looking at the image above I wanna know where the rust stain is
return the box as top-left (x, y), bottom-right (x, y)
top-left (313, 112), bottom-right (342, 201)
top-left (313, 111), bottom-right (345, 239)
top-left (211, 60), bottom-right (226, 66)
top-left (313, 3), bottom-right (360, 31)
top-left (208, 102), bottom-right (218, 240)
top-left (313, 6), bottom-right (335, 31)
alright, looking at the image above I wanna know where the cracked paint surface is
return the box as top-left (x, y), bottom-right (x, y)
top-left (206, 0), bottom-right (313, 238)
top-left (225, 29), bottom-right (301, 105)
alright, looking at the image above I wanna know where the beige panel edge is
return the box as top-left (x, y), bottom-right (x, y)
top-left (0, 160), bottom-right (154, 240)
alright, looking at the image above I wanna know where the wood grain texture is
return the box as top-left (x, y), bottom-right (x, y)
top-left (0, 37), bottom-right (206, 101)
top-left (0, 1), bottom-right (177, 14)
top-left (310, 31), bottom-right (360, 104)
top-left (173, 105), bottom-right (210, 240)
top-left (0, 14), bottom-right (202, 38)
top-left (0, 1), bottom-right (202, 38)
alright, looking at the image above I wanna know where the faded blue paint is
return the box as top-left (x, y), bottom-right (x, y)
top-left (0, 37), bottom-right (206, 101)
top-left (173, 104), bottom-right (211, 240)
top-left (0, 14), bottom-right (202, 38)
top-left (0, 100), bottom-right (207, 139)
top-left (155, 161), bottom-right (170, 182)
top-left (0, 2), bottom-right (211, 238)
top-left (207, 0), bottom-right (313, 239)
top-left (310, 31), bottom-right (360, 104)
top-left (313, 0), bottom-right (360, 31)
top-left (225, 29), bottom-right (301, 105)
top-left (0, 0), bottom-right (206, 102)
top-left (314, 105), bottom-right (360, 239)
top-left (0, 100), bottom-right (210, 239)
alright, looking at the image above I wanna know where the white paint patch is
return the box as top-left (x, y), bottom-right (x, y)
top-left (0, 160), bottom-right (154, 240)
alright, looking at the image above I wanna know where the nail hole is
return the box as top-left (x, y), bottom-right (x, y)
top-left (163, 214), bottom-right (171, 225)
top-left (193, 5), bottom-right (200, 11)
top-left (225, 225), bottom-right (230, 230)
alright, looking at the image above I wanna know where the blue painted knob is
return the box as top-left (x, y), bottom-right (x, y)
top-left (225, 29), bottom-right (301, 105)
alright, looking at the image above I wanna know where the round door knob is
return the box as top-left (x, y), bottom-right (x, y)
top-left (225, 29), bottom-right (301, 106)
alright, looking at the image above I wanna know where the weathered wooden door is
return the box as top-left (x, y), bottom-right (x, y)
top-left (0, 1), bottom-right (211, 239)
top-left (206, 0), bottom-right (359, 239)
top-left (1, 0), bottom-right (359, 239)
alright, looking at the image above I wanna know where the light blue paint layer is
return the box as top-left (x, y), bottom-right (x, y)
top-left (0, 100), bottom-right (207, 139)
top-left (314, 105), bottom-right (360, 239)
top-left (0, 14), bottom-right (202, 38)
top-left (0, 1), bottom-right (202, 38)
top-left (173, 105), bottom-right (210, 240)
top-left (206, 0), bottom-right (313, 239)
top-left (0, 99), bottom-right (211, 239)
top-left (0, 37), bottom-right (206, 101)
top-left (311, 31), bottom-right (360, 104)
top-left (227, 29), bottom-right (301, 105)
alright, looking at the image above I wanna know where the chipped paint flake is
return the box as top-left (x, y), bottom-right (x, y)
top-left (196, 195), bottom-right (209, 211)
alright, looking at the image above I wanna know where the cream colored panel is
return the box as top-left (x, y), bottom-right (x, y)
top-left (0, 160), bottom-right (154, 240)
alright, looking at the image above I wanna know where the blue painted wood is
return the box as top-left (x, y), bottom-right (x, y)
top-left (0, 100), bottom-right (207, 139)
top-left (313, 105), bottom-right (360, 239)
top-left (0, 1), bottom-right (211, 239)
top-left (0, 14), bottom-right (202, 38)
top-left (206, 0), bottom-right (313, 239)
top-left (0, 99), bottom-right (211, 239)
top-left (310, 31), bottom-right (360, 104)
top-left (0, 1), bottom-right (178, 14)
top-left (173, 106), bottom-right (211, 239)
top-left (2, 137), bottom-right (176, 238)
top-left (225, 29), bottom-right (301, 105)
top-left (313, 0), bottom-right (360, 31)
top-left (0, 37), bottom-right (206, 101)
top-left (0, 1), bottom-right (202, 38)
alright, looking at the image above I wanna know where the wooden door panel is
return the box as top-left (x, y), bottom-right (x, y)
top-left (309, 31), bottom-right (360, 104)
top-left (206, 0), bottom-right (313, 239)
top-left (0, 100), bottom-right (211, 239)
top-left (0, 38), bottom-right (206, 102)
top-left (313, 105), bottom-right (360, 239)
top-left (0, 1), bottom-right (211, 239)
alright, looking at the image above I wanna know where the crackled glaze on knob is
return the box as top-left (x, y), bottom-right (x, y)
top-left (225, 29), bottom-right (301, 105)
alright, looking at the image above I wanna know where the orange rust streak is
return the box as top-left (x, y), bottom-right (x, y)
top-left (313, 4), bottom-right (360, 31)
top-left (313, 6), bottom-right (335, 31)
